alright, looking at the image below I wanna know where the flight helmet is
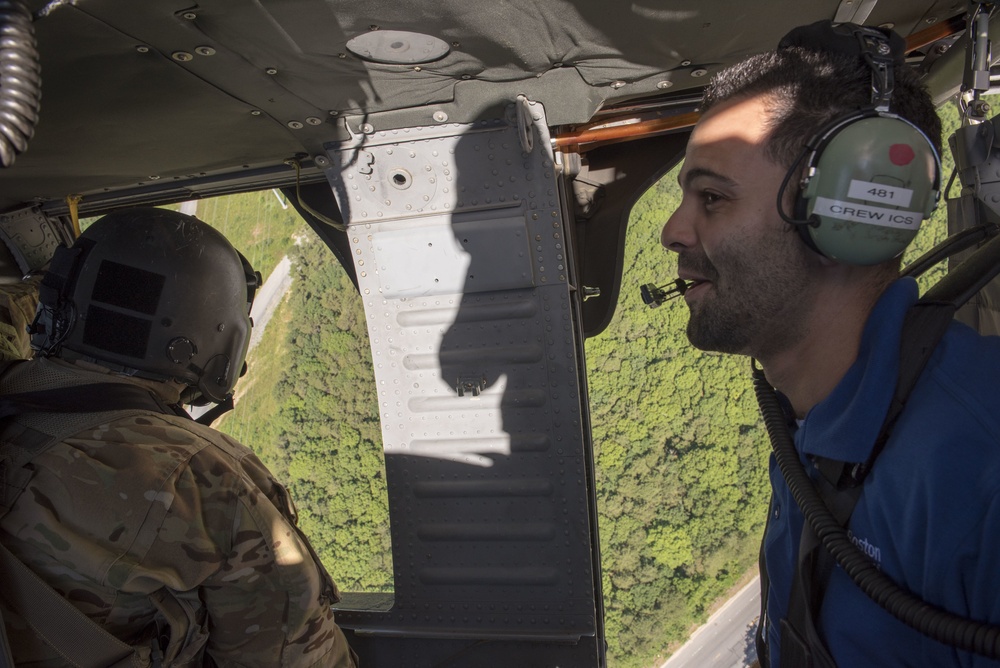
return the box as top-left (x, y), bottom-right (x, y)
top-left (31, 207), bottom-right (260, 403)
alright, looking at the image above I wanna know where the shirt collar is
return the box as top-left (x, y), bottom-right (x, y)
top-left (45, 356), bottom-right (184, 405)
top-left (796, 277), bottom-right (919, 462)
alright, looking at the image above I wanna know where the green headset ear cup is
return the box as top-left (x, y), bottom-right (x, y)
top-left (796, 113), bottom-right (941, 265)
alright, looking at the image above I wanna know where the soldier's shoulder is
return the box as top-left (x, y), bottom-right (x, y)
top-left (106, 411), bottom-right (258, 467)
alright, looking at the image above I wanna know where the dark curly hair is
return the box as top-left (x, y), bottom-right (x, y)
top-left (700, 46), bottom-right (942, 169)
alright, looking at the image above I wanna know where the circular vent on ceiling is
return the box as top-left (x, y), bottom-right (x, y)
top-left (346, 30), bottom-right (451, 65)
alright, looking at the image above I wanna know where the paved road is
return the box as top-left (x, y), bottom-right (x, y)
top-left (660, 576), bottom-right (760, 668)
top-left (248, 255), bottom-right (292, 351)
top-left (183, 194), bottom-right (292, 418)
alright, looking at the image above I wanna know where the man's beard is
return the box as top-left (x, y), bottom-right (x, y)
top-left (679, 230), bottom-right (817, 359)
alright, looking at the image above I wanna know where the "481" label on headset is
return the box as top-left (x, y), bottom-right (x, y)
top-left (847, 179), bottom-right (914, 208)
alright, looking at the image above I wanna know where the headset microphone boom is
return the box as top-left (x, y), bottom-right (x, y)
top-left (639, 278), bottom-right (690, 308)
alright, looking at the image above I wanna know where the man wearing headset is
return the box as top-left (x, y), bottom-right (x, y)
top-left (660, 21), bottom-right (1000, 668)
top-left (0, 208), bottom-right (356, 667)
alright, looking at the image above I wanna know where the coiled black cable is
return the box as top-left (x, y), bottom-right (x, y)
top-left (752, 360), bottom-right (1000, 659)
top-left (0, 0), bottom-right (40, 167)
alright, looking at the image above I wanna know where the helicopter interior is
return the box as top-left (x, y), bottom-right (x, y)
top-left (1, 1), bottom-right (999, 667)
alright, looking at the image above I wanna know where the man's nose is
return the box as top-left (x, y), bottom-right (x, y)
top-left (661, 204), bottom-right (695, 252)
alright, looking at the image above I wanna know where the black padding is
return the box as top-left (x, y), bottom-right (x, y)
top-left (82, 306), bottom-right (151, 359)
top-left (778, 20), bottom-right (905, 66)
top-left (92, 260), bottom-right (165, 315)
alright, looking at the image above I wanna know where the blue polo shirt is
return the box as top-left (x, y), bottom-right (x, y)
top-left (763, 277), bottom-right (1000, 667)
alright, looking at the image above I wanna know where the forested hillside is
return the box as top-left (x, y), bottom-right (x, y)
top-left (201, 103), bottom-right (961, 668)
top-left (198, 192), bottom-right (394, 591)
top-left (589, 178), bottom-right (769, 666)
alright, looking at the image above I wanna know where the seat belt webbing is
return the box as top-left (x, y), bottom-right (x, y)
top-left (0, 382), bottom-right (172, 420)
top-left (0, 540), bottom-right (136, 668)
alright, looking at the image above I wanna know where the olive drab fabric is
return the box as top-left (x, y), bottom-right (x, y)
top-left (0, 283), bottom-right (356, 667)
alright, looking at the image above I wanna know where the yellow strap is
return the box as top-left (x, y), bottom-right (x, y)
top-left (65, 194), bottom-right (82, 238)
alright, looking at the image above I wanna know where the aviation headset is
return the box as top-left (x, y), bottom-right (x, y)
top-left (776, 22), bottom-right (942, 266)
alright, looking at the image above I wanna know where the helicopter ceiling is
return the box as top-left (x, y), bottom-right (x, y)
top-left (0, 0), bottom-right (970, 216)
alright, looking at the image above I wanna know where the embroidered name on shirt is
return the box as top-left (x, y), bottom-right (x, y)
top-left (848, 529), bottom-right (882, 569)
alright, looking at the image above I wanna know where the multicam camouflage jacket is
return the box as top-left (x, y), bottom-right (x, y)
top-left (0, 277), bottom-right (38, 362)
top-left (0, 287), bottom-right (355, 667)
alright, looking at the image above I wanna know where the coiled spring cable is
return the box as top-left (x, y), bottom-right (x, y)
top-left (0, 0), bottom-right (40, 168)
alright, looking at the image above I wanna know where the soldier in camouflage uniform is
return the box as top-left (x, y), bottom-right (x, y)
top-left (0, 208), bottom-right (356, 667)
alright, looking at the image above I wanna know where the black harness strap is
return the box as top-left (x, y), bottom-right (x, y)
top-left (756, 391), bottom-right (799, 667)
top-left (780, 476), bottom-right (863, 668)
top-left (0, 381), bottom-right (176, 420)
top-left (773, 299), bottom-right (955, 667)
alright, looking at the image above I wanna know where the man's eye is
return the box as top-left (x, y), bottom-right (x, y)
top-left (701, 191), bottom-right (724, 206)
